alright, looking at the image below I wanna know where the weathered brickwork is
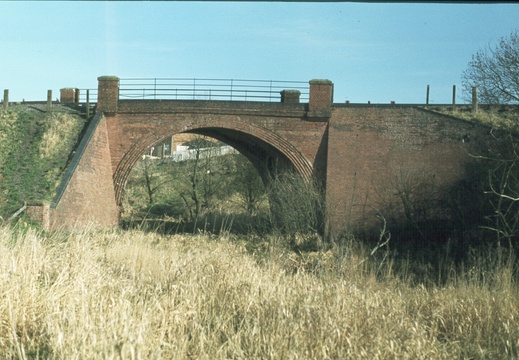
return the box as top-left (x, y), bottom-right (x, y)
top-left (60, 88), bottom-right (79, 104)
top-left (26, 202), bottom-right (51, 229)
top-left (308, 80), bottom-right (333, 120)
top-left (97, 76), bottom-right (119, 113)
top-left (326, 105), bottom-right (488, 232)
top-left (49, 114), bottom-right (119, 230)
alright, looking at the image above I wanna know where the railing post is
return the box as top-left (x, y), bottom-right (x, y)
top-left (3, 89), bottom-right (8, 110)
top-left (86, 89), bottom-right (90, 118)
top-left (426, 84), bottom-right (430, 108)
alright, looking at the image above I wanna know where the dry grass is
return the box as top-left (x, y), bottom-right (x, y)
top-left (0, 226), bottom-right (518, 359)
top-left (39, 113), bottom-right (84, 160)
top-left (431, 105), bottom-right (519, 130)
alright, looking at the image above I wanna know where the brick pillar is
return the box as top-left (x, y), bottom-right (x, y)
top-left (308, 79), bottom-right (333, 120)
top-left (97, 76), bottom-right (119, 113)
top-left (26, 202), bottom-right (51, 231)
top-left (60, 88), bottom-right (77, 103)
top-left (280, 90), bottom-right (301, 103)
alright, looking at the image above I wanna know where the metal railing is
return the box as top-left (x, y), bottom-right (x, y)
top-left (119, 78), bottom-right (309, 102)
top-left (78, 89), bottom-right (98, 103)
top-left (77, 78), bottom-right (309, 104)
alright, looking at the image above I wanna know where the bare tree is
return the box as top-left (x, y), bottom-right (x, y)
top-left (140, 156), bottom-right (171, 205)
top-left (461, 30), bottom-right (519, 104)
top-left (233, 155), bottom-right (266, 215)
top-left (474, 131), bottom-right (519, 246)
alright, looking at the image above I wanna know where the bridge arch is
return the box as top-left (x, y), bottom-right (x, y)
top-left (112, 117), bottom-right (313, 206)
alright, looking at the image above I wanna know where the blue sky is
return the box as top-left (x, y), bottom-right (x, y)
top-left (1, 1), bottom-right (519, 103)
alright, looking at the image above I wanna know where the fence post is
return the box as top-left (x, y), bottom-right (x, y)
top-left (472, 86), bottom-right (478, 113)
top-left (425, 85), bottom-right (430, 108)
top-left (47, 90), bottom-right (52, 112)
top-left (452, 85), bottom-right (456, 110)
top-left (3, 89), bottom-right (8, 110)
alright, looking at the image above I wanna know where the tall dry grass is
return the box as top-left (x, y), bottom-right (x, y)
top-left (0, 225), bottom-right (518, 359)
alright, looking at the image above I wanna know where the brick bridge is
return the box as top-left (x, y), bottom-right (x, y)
top-left (28, 76), bottom-right (489, 234)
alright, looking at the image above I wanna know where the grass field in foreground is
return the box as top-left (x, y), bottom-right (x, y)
top-left (0, 226), bottom-right (518, 359)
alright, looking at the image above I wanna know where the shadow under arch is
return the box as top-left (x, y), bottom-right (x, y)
top-left (112, 118), bottom-right (313, 206)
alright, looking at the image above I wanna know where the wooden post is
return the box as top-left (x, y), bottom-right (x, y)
top-left (452, 85), bottom-right (456, 110)
top-left (47, 90), bottom-right (52, 112)
top-left (3, 89), bottom-right (8, 110)
top-left (472, 86), bottom-right (478, 113)
top-left (426, 85), bottom-right (430, 108)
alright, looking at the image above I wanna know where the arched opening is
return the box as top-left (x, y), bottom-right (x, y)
top-left (117, 122), bottom-right (322, 235)
top-left (122, 133), bottom-right (271, 233)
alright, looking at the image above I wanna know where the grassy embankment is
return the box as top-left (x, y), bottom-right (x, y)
top-left (0, 105), bottom-right (85, 219)
top-left (0, 225), bottom-right (517, 359)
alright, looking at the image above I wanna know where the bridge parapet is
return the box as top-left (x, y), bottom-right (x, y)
top-left (96, 75), bottom-right (333, 121)
top-left (116, 99), bottom-right (307, 117)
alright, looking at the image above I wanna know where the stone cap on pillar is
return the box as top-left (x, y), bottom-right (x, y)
top-left (98, 75), bottom-right (120, 82)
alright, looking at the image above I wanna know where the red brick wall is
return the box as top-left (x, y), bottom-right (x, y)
top-left (326, 105), bottom-right (487, 232)
top-left (50, 114), bottom-right (119, 230)
top-left (104, 105), bottom-right (328, 205)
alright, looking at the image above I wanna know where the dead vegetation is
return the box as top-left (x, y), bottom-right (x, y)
top-left (0, 225), bottom-right (517, 358)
